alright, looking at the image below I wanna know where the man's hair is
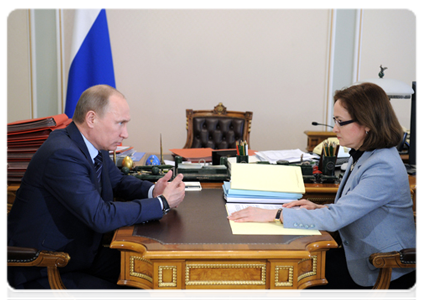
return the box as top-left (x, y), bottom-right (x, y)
top-left (333, 82), bottom-right (403, 151)
top-left (72, 85), bottom-right (125, 124)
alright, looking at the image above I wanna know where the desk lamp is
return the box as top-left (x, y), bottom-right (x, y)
top-left (355, 65), bottom-right (414, 99)
top-left (355, 66), bottom-right (415, 174)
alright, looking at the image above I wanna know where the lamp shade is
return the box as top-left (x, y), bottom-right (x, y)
top-left (355, 78), bottom-right (414, 99)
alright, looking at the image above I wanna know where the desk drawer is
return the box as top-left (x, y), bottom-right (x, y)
top-left (185, 260), bottom-right (267, 289)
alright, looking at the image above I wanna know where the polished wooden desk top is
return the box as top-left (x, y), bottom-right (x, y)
top-left (112, 189), bottom-right (337, 253)
top-left (111, 188), bottom-right (337, 289)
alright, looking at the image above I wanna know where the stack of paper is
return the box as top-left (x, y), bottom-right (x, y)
top-left (224, 163), bottom-right (305, 204)
top-left (7, 114), bottom-right (71, 182)
top-left (225, 163), bottom-right (321, 236)
top-left (256, 149), bottom-right (318, 164)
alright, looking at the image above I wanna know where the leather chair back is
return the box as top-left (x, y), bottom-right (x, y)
top-left (183, 103), bottom-right (253, 149)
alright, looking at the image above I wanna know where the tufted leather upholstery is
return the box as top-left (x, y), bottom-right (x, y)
top-left (183, 103), bottom-right (253, 149)
top-left (191, 117), bottom-right (245, 149)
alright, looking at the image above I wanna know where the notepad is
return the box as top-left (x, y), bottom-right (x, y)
top-left (184, 181), bottom-right (202, 191)
top-left (230, 163), bottom-right (305, 194)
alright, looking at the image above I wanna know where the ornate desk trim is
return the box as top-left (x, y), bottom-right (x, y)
top-left (111, 188), bottom-right (338, 290)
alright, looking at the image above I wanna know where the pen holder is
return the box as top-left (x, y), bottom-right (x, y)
top-left (236, 155), bottom-right (249, 163)
top-left (322, 156), bottom-right (337, 176)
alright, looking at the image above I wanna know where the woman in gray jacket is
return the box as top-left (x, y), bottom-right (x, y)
top-left (228, 82), bottom-right (416, 289)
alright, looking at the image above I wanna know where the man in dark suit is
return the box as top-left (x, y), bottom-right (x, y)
top-left (8, 85), bottom-right (185, 289)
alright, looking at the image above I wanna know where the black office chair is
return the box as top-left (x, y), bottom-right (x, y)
top-left (183, 102), bottom-right (253, 149)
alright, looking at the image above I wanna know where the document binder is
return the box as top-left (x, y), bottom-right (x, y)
top-left (230, 163), bottom-right (305, 194)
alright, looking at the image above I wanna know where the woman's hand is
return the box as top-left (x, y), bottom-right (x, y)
top-left (227, 207), bottom-right (278, 223)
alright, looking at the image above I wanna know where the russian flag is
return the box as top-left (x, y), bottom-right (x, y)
top-left (65, 9), bottom-right (115, 118)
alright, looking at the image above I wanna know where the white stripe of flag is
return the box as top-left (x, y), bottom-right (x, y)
top-left (65, 9), bottom-right (115, 118)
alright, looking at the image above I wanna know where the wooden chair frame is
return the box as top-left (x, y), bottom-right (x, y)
top-left (8, 246), bottom-right (70, 289)
top-left (183, 102), bottom-right (253, 149)
top-left (369, 248), bottom-right (416, 289)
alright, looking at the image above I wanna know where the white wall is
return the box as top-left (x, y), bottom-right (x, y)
top-left (8, 9), bottom-right (416, 154)
top-left (359, 9), bottom-right (416, 128)
top-left (106, 9), bottom-right (332, 153)
top-left (7, 10), bottom-right (32, 122)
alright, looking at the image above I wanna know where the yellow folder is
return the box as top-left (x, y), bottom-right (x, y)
top-left (230, 163), bottom-right (305, 194)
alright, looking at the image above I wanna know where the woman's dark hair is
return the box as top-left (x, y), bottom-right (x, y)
top-left (333, 82), bottom-right (403, 151)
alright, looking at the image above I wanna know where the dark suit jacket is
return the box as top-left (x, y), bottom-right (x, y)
top-left (8, 122), bottom-right (163, 287)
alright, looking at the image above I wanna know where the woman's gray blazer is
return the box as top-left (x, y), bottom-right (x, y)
top-left (283, 147), bottom-right (416, 287)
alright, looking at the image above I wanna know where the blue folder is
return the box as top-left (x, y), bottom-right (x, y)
top-left (222, 181), bottom-right (302, 199)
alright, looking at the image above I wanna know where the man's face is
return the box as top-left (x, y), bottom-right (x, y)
top-left (91, 94), bottom-right (131, 151)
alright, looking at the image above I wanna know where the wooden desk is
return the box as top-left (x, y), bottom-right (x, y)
top-left (110, 188), bottom-right (338, 289)
top-left (7, 176), bottom-right (416, 214)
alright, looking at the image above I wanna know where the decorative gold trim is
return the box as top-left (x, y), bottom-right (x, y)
top-left (213, 102), bottom-right (227, 115)
top-left (185, 263), bottom-right (266, 286)
top-left (298, 255), bottom-right (317, 281)
top-left (158, 266), bottom-right (177, 287)
top-left (274, 265), bottom-right (294, 287)
top-left (129, 256), bottom-right (153, 283)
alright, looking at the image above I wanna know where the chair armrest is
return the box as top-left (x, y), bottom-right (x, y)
top-left (5, 246), bottom-right (76, 300)
top-left (369, 248), bottom-right (416, 269)
top-left (8, 246), bottom-right (70, 268)
top-left (369, 248), bottom-right (415, 289)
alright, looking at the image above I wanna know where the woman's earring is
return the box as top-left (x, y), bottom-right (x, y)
top-left (365, 131), bottom-right (369, 135)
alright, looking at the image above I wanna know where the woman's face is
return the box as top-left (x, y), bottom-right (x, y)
top-left (333, 100), bottom-right (370, 150)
